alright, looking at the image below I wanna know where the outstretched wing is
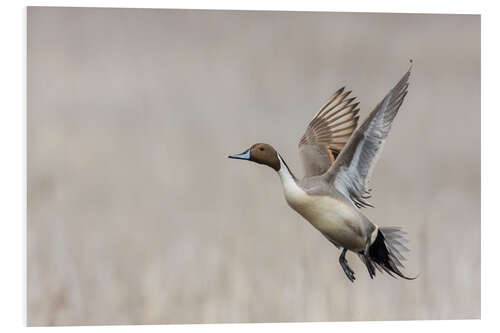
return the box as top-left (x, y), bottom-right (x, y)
top-left (326, 67), bottom-right (411, 208)
top-left (298, 88), bottom-right (360, 179)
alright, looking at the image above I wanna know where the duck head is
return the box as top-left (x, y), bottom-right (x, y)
top-left (228, 143), bottom-right (280, 171)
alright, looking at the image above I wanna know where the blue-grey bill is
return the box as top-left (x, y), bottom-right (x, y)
top-left (228, 149), bottom-right (250, 160)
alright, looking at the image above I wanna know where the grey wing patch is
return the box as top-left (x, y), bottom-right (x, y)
top-left (298, 145), bottom-right (334, 180)
top-left (299, 88), bottom-right (360, 179)
top-left (326, 66), bottom-right (411, 209)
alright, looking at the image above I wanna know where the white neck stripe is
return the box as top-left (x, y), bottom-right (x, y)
top-left (278, 155), bottom-right (295, 185)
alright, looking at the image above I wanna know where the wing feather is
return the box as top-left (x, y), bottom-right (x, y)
top-left (325, 67), bottom-right (411, 208)
top-left (299, 87), bottom-right (360, 178)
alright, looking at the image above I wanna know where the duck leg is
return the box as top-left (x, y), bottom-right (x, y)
top-left (339, 248), bottom-right (356, 282)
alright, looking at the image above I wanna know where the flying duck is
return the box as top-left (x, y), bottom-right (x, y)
top-left (229, 66), bottom-right (414, 282)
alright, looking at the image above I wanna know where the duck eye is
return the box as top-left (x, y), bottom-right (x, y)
top-left (259, 147), bottom-right (265, 151)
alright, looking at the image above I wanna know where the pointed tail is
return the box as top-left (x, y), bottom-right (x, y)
top-left (361, 227), bottom-right (417, 280)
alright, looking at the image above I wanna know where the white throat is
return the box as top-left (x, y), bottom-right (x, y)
top-left (277, 155), bottom-right (307, 207)
top-left (277, 155), bottom-right (294, 185)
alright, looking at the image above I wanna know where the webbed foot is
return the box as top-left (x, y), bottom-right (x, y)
top-left (339, 248), bottom-right (356, 282)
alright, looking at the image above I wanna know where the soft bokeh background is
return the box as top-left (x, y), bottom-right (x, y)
top-left (27, 7), bottom-right (480, 326)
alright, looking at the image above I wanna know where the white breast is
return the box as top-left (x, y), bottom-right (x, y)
top-left (277, 157), bottom-right (366, 250)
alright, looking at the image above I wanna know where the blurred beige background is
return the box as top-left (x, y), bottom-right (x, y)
top-left (27, 7), bottom-right (480, 326)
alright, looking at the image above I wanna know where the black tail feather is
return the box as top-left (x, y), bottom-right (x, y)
top-left (361, 227), bottom-right (417, 280)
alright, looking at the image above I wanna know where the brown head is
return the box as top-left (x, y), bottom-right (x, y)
top-left (228, 143), bottom-right (281, 171)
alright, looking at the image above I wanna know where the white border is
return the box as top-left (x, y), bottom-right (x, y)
top-left (1, 0), bottom-right (497, 332)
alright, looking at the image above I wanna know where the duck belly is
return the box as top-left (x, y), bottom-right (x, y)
top-left (287, 192), bottom-right (366, 251)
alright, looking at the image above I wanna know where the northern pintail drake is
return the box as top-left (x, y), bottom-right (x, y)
top-left (229, 66), bottom-right (415, 282)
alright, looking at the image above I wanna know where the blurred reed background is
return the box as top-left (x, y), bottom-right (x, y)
top-left (27, 7), bottom-right (480, 325)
